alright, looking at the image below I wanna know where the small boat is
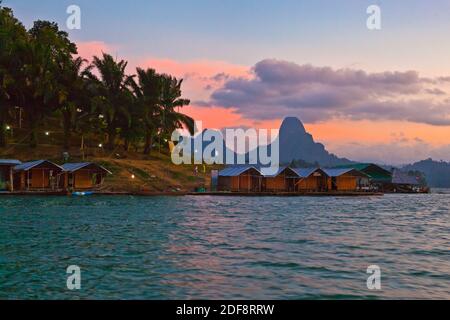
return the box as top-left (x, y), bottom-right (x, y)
top-left (72, 191), bottom-right (94, 196)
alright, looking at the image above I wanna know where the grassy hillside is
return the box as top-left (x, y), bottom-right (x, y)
top-left (0, 127), bottom-right (219, 193)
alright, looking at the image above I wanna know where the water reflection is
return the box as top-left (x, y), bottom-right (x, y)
top-left (0, 193), bottom-right (449, 299)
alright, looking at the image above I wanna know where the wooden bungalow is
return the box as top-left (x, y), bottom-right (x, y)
top-left (0, 159), bottom-right (22, 191)
top-left (292, 168), bottom-right (329, 192)
top-left (263, 167), bottom-right (299, 192)
top-left (333, 163), bottom-right (392, 190)
top-left (324, 168), bottom-right (370, 191)
top-left (61, 162), bottom-right (112, 190)
top-left (218, 166), bottom-right (262, 192)
top-left (13, 160), bottom-right (63, 191)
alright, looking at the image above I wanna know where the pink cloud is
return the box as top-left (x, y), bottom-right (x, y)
top-left (75, 41), bottom-right (113, 62)
top-left (131, 57), bottom-right (251, 101)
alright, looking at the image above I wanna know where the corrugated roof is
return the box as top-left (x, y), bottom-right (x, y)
top-left (291, 167), bottom-right (320, 178)
top-left (392, 170), bottom-right (420, 185)
top-left (218, 165), bottom-right (261, 177)
top-left (262, 166), bottom-right (288, 178)
top-left (61, 162), bottom-right (112, 174)
top-left (0, 159), bottom-right (21, 165)
top-left (333, 163), bottom-right (391, 180)
top-left (324, 168), bottom-right (367, 177)
top-left (219, 166), bottom-right (370, 178)
top-left (334, 163), bottom-right (371, 171)
top-left (14, 160), bottom-right (63, 171)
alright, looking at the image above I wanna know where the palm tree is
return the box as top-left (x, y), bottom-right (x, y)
top-left (88, 53), bottom-right (134, 150)
top-left (130, 68), bottom-right (162, 154)
top-left (158, 74), bottom-right (194, 151)
top-left (54, 56), bottom-right (93, 150)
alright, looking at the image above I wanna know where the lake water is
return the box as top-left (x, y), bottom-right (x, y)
top-left (1, 192), bottom-right (449, 299)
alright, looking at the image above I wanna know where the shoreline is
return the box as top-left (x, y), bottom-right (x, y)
top-left (0, 191), bottom-right (385, 197)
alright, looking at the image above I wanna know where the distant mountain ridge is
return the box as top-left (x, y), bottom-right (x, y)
top-left (277, 117), bottom-right (352, 167)
top-left (188, 117), bottom-right (353, 167)
top-left (402, 159), bottom-right (450, 188)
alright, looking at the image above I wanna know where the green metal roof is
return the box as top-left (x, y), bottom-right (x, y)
top-left (333, 163), bottom-right (392, 182)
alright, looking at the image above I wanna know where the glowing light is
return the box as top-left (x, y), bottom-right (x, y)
top-left (5, 125), bottom-right (10, 130)
top-left (45, 131), bottom-right (50, 136)
top-left (98, 143), bottom-right (103, 148)
top-left (131, 174), bottom-right (135, 179)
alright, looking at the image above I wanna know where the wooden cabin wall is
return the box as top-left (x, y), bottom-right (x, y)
top-left (30, 169), bottom-right (50, 188)
top-left (335, 175), bottom-right (357, 191)
top-left (74, 170), bottom-right (94, 189)
top-left (238, 175), bottom-right (251, 191)
top-left (265, 176), bottom-right (286, 191)
top-left (16, 172), bottom-right (25, 190)
top-left (58, 173), bottom-right (67, 189)
top-left (217, 176), bottom-right (231, 191)
top-left (297, 176), bottom-right (320, 191)
top-left (0, 166), bottom-right (9, 190)
top-left (231, 176), bottom-right (240, 190)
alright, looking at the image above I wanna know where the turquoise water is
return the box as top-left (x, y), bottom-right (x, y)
top-left (1, 192), bottom-right (449, 299)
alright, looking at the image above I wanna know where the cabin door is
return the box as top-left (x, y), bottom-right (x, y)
top-left (317, 176), bottom-right (327, 191)
top-left (331, 177), bottom-right (338, 191)
top-left (251, 176), bottom-right (260, 192)
top-left (287, 178), bottom-right (295, 192)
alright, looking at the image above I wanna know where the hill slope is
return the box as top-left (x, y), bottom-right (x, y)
top-left (0, 143), bottom-right (212, 192)
top-left (403, 159), bottom-right (450, 188)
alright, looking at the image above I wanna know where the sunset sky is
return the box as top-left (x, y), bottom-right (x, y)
top-left (6, 0), bottom-right (450, 164)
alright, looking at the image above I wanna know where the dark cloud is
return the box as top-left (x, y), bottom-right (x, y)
top-left (202, 59), bottom-right (450, 126)
top-left (211, 72), bottom-right (230, 82)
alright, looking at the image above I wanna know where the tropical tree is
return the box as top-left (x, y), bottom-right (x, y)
top-left (118, 92), bottom-right (145, 152)
top-left (15, 20), bottom-right (77, 147)
top-left (53, 56), bottom-right (93, 150)
top-left (88, 53), bottom-right (134, 150)
top-left (0, 4), bottom-right (27, 147)
top-left (130, 68), bottom-right (162, 154)
top-left (158, 74), bottom-right (194, 151)
top-left (1, 4), bottom-right (195, 153)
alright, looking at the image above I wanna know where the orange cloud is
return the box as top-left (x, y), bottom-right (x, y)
top-left (307, 120), bottom-right (450, 147)
top-left (184, 105), bottom-right (281, 130)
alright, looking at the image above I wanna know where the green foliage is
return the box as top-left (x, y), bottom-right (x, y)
top-left (0, 6), bottom-right (193, 153)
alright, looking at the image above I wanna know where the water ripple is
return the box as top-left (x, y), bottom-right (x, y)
top-left (0, 192), bottom-right (449, 299)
